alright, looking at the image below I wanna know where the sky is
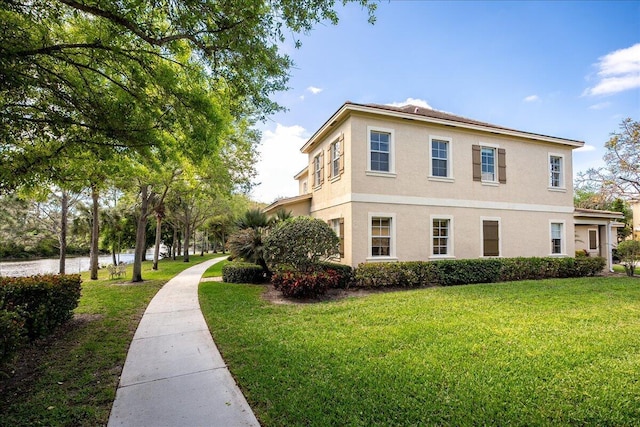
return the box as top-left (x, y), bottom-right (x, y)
top-left (251, 1), bottom-right (640, 204)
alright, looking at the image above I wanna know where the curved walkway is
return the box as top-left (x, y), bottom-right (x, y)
top-left (108, 257), bottom-right (260, 427)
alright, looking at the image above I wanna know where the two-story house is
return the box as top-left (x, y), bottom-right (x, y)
top-left (265, 102), bottom-right (622, 270)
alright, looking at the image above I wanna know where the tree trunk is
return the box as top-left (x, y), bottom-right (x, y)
top-left (183, 220), bottom-right (191, 262)
top-left (132, 185), bottom-right (150, 282)
top-left (112, 247), bottom-right (117, 265)
top-left (58, 190), bottom-right (68, 275)
top-left (172, 226), bottom-right (178, 260)
top-left (153, 213), bottom-right (162, 270)
top-left (90, 185), bottom-right (100, 280)
top-left (177, 231), bottom-right (182, 258)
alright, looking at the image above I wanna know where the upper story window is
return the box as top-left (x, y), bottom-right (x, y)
top-left (481, 147), bottom-right (496, 182)
top-left (330, 140), bottom-right (341, 178)
top-left (302, 180), bottom-right (308, 194)
top-left (367, 127), bottom-right (395, 175)
top-left (430, 136), bottom-right (452, 179)
top-left (549, 154), bottom-right (564, 189)
top-left (473, 144), bottom-right (506, 184)
top-left (313, 152), bottom-right (323, 187)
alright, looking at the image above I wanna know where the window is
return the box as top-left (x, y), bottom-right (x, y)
top-left (330, 218), bottom-right (344, 257)
top-left (473, 145), bottom-right (506, 183)
top-left (588, 229), bottom-right (597, 250)
top-left (313, 152), bottom-right (323, 187)
top-left (367, 127), bottom-right (394, 174)
top-left (432, 217), bottom-right (451, 256)
top-left (330, 140), bottom-right (341, 178)
top-left (549, 154), bottom-right (564, 188)
top-left (551, 222), bottom-right (564, 254)
top-left (371, 217), bottom-right (392, 257)
top-left (302, 180), bottom-right (308, 194)
top-left (430, 137), bottom-right (451, 178)
top-left (481, 147), bottom-right (496, 182)
top-left (482, 219), bottom-right (500, 257)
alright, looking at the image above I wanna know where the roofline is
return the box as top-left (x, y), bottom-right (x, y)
top-left (294, 166), bottom-right (309, 180)
top-left (574, 207), bottom-right (625, 220)
top-left (263, 193), bottom-right (312, 213)
top-left (301, 102), bottom-right (584, 153)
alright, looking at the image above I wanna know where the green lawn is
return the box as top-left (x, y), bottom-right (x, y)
top-left (200, 276), bottom-right (640, 426)
top-left (202, 257), bottom-right (228, 278)
top-left (0, 254), bottom-right (218, 426)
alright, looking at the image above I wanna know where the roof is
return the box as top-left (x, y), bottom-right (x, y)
top-left (263, 193), bottom-right (312, 213)
top-left (293, 166), bottom-right (308, 180)
top-left (574, 207), bottom-right (625, 220)
top-left (301, 101), bottom-right (585, 153)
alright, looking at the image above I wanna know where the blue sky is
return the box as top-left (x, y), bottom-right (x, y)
top-left (251, 1), bottom-right (640, 204)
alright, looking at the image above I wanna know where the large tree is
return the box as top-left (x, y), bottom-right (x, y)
top-left (0, 0), bottom-right (375, 192)
top-left (578, 118), bottom-right (640, 200)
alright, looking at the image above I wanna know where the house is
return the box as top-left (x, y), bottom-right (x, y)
top-left (265, 102), bottom-right (622, 271)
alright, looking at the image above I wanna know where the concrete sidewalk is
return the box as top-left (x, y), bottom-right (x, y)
top-left (108, 257), bottom-right (260, 427)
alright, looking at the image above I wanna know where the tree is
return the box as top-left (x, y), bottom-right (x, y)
top-left (578, 118), bottom-right (640, 200)
top-left (617, 240), bottom-right (640, 277)
top-left (0, 1), bottom-right (376, 193)
top-left (263, 216), bottom-right (339, 271)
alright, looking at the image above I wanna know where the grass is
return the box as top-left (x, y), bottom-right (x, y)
top-left (0, 254), bottom-right (218, 427)
top-left (200, 276), bottom-right (640, 426)
top-left (201, 256), bottom-right (229, 278)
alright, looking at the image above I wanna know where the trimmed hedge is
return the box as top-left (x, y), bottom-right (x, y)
top-left (354, 257), bottom-right (606, 289)
top-left (316, 262), bottom-right (353, 289)
top-left (222, 262), bottom-right (265, 284)
top-left (0, 274), bottom-right (82, 369)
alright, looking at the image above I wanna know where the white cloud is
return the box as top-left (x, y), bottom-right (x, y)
top-left (523, 95), bottom-right (540, 102)
top-left (387, 97), bottom-right (433, 109)
top-left (575, 144), bottom-right (597, 153)
top-left (584, 43), bottom-right (640, 96)
top-left (307, 86), bottom-right (323, 95)
top-left (588, 101), bottom-right (611, 110)
top-left (251, 124), bottom-right (309, 204)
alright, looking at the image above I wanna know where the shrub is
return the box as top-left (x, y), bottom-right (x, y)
top-left (617, 240), bottom-right (640, 277)
top-left (264, 217), bottom-right (339, 271)
top-left (0, 274), bottom-right (82, 340)
top-left (354, 256), bottom-right (607, 289)
top-left (316, 262), bottom-right (353, 288)
top-left (0, 309), bottom-right (25, 368)
top-left (226, 228), bottom-right (269, 275)
top-left (271, 269), bottom-right (340, 298)
top-left (222, 262), bottom-right (265, 284)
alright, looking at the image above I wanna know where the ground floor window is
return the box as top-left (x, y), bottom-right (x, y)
top-left (432, 217), bottom-right (451, 256)
top-left (551, 222), bottom-right (564, 254)
top-left (371, 217), bottom-right (392, 257)
top-left (330, 218), bottom-right (344, 257)
top-left (588, 229), bottom-right (597, 251)
top-left (482, 219), bottom-right (500, 257)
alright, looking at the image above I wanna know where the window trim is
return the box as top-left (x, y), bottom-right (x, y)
top-left (367, 212), bottom-right (397, 261)
top-left (480, 216), bottom-right (501, 257)
top-left (549, 220), bottom-right (566, 256)
top-left (430, 214), bottom-right (455, 259)
top-left (548, 153), bottom-right (566, 191)
top-left (367, 126), bottom-right (395, 175)
top-left (429, 135), bottom-right (454, 181)
top-left (329, 218), bottom-right (345, 258)
top-left (312, 150), bottom-right (323, 188)
top-left (481, 145), bottom-right (497, 183)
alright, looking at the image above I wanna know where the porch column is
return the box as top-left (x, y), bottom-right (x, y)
top-left (607, 221), bottom-right (614, 273)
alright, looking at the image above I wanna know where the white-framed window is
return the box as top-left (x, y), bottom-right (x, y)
top-left (368, 213), bottom-right (396, 259)
top-left (431, 215), bottom-right (454, 257)
top-left (481, 146), bottom-right (496, 182)
top-left (330, 139), bottom-right (341, 178)
top-left (312, 152), bottom-right (323, 187)
top-left (548, 153), bottom-right (565, 189)
top-left (429, 136), bottom-right (452, 179)
top-left (330, 218), bottom-right (344, 257)
top-left (550, 221), bottom-right (565, 255)
top-left (481, 217), bottom-right (501, 257)
top-left (367, 127), bottom-right (395, 174)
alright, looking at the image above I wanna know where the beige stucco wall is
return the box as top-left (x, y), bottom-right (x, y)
top-left (632, 201), bottom-right (640, 241)
top-left (300, 108), bottom-right (579, 267)
top-left (575, 225), bottom-right (601, 257)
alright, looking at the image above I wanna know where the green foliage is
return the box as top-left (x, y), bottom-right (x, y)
top-left (222, 262), bottom-right (265, 284)
top-left (354, 257), bottom-right (606, 288)
top-left (271, 269), bottom-right (340, 298)
top-left (236, 208), bottom-right (271, 230)
top-left (227, 228), bottom-right (268, 272)
top-left (264, 216), bottom-right (340, 271)
top-left (0, 275), bottom-right (82, 340)
top-left (316, 261), bottom-right (353, 288)
top-left (0, 309), bottom-right (25, 369)
top-left (617, 240), bottom-right (640, 276)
